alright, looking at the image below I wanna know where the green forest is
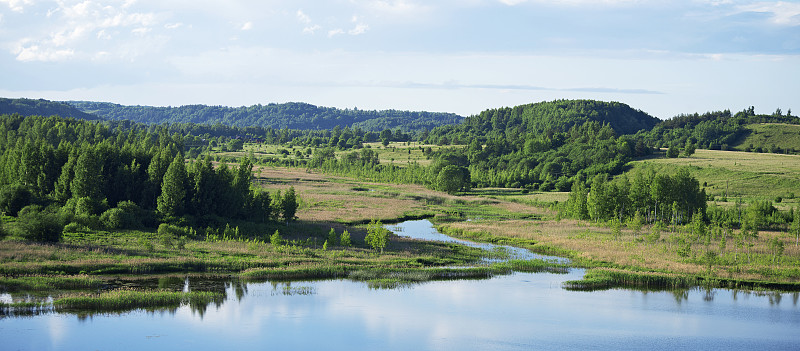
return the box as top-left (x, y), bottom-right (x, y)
top-left (67, 100), bottom-right (463, 132)
top-left (0, 114), bottom-right (298, 244)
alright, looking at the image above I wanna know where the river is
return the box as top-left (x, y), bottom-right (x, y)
top-left (1, 219), bottom-right (799, 350)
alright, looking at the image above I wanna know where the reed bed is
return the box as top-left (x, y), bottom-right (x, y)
top-left (492, 259), bottom-right (570, 274)
top-left (0, 275), bottom-right (104, 291)
top-left (240, 265), bottom-right (351, 280)
top-left (53, 289), bottom-right (223, 311)
top-left (563, 268), bottom-right (702, 291)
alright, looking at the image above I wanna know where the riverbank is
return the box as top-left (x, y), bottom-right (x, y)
top-left (435, 217), bottom-right (800, 291)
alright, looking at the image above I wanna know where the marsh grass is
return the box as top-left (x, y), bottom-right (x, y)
top-left (440, 217), bottom-right (800, 287)
top-left (0, 275), bottom-right (103, 291)
top-left (53, 289), bottom-right (223, 311)
top-left (563, 267), bottom-right (800, 291)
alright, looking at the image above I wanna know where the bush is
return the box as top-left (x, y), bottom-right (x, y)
top-left (138, 236), bottom-right (154, 253)
top-left (63, 222), bottom-right (90, 233)
top-left (17, 211), bottom-right (63, 243)
top-left (270, 230), bottom-right (283, 246)
top-left (0, 184), bottom-right (35, 216)
top-left (340, 230), bottom-right (352, 247)
top-left (17, 204), bottom-right (44, 218)
top-left (158, 223), bottom-right (190, 238)
top-left (100, 202), bottom-right (143, 229)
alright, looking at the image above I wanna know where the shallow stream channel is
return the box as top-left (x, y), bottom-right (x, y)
top-left (2, 219), bottom-right (799, 350)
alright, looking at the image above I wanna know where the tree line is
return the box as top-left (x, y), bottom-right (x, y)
top-left (68, 101), bottom-right (463, 133)
top-left (0, 113), bottom-right (297, 242)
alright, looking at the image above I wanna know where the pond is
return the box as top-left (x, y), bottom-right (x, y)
top-left (1, 220), bottom-right (799, 350)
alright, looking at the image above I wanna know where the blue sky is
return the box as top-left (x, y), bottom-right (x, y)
top-left (0, 0), bottom-right (798, 119)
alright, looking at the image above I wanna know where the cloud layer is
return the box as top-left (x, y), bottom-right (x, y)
top-left (0, 0), bottom-right (797, 118)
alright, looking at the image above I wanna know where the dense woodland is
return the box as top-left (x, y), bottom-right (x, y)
top-left (417, 100), bottom-right (658, 190)
top-left (0, 98), bottom-right (99, 121)
top-left (0, 114), bottom-right (297, 243)
top-left (68, 101), bottom-right (463, 132)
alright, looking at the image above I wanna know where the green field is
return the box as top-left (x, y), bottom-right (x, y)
top-left (736, 123), bottom-right (800, 153)
top-left (630, 149), bottom-right (800, 204)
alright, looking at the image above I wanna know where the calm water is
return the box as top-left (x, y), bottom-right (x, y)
top-left (2, 220), bottom-right (799, 350)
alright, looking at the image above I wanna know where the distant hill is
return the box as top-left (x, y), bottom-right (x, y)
top-left (638, 108), bottom-right (800, 153)
top-left (67, 101), bottom-right (463, 132)
top-left (0, 98), bottom-right (101, 120)
top-left (428, 99), bottom-right (660, 143)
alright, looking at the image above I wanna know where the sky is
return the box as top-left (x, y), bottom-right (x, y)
top-left (0, 0), bottom-right (798, 119)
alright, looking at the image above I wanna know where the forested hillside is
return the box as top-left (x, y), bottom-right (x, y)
top-left (636, 107), bottom-right (800, 152)
top-left (425, 99), bottom-right (659, 145)
top-left (417, 100), bottom-right (657, 190)
top-left (68, 101), bottom-right (463, 132)
top-left (0, 98), bottom-right (100, 121)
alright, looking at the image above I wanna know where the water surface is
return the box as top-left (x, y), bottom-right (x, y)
top-left (2, 220), bottom-right (798, 350)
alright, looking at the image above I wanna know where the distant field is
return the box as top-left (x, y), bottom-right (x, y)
top-left (630, 149), bottom-right (800, 204)
top-left (735, 123), bottom-right (800, 153)
top-left (227, 141), bottom-right (452, 167)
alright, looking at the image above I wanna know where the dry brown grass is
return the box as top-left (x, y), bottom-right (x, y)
top-left (442, 218), bottom-right (800, 282)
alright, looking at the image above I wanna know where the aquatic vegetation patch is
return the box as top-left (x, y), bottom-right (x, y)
top-left (0, 275), bottom-right (104, 292)
top-left (53, 289), bottom-right (223, 311)
top-left (563, 268), bottom-right (703, 291)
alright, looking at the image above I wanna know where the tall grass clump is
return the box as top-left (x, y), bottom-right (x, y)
top-left (0, 276), bottom-right (103, 291)
top-left (53, 289), bottom-right (223, 311)
top-left (563, 268), bottom-right (700, 291)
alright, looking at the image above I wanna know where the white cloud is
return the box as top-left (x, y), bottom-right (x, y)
top-left (131, 27), bottom-right (150, 36)
top-left (736, 1), bottom-right (800, 26)
top-left (14, 44), bottom-right (75, 61)
top-left (302, 24), bottom-right (321, 34)
top-left (96, 29), bottom-right (111, 40)
top-left (1, 0), bottom-right (34, 13)
top-left (6, 0), bottom-right (164, 62)
top-left (296, 9), bottom-right (311, 24)
top-left (328, 28), bottom-right (344, 37)
top-left (366, 0), bottom-right (429, 15)
top-left (348, 23), bottom-right (369, 35)
top-left (241, 21), bottom-right (253, 30)
top-left (164, 22), bottom-right (183, 29)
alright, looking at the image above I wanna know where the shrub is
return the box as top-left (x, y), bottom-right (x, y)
top-left (17, 210), bottom-right (63, 243)
top-left (100, 202), bottom-right (143, 229)
top-left (63, 222), bottom-right (90, 233)
top-left (340, 230), bottom-right (352, 247)
top-left (270, 230), bottom-right (283, 246)
top-left (137, 236), bottom-right (154, 253)
top-left (327, 228), bottom-right (339, 246)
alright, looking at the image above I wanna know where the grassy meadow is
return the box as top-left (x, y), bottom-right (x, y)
top-left (736, 123), bottom-right (800, 153)
top-left (631, 149), bottom-right (800, 205)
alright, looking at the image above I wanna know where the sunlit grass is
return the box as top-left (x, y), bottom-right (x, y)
top-left (630, 149), bottom-right (800, 200)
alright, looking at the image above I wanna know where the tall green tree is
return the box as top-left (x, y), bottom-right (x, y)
top-left (70, 147), bottom-right (101, 200)
top-left (436, 165), bottom-right (470, 194)
top-left (566, 180), bottom-right (589, 220)
top-left (53, 149), bottom-right (77, 202)
top-left (157, 155), bottom-right (187, 217)
top-left (365, 219), bottom-right (389, 253)
top-left (281, 186), bottom-right (298, 223)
